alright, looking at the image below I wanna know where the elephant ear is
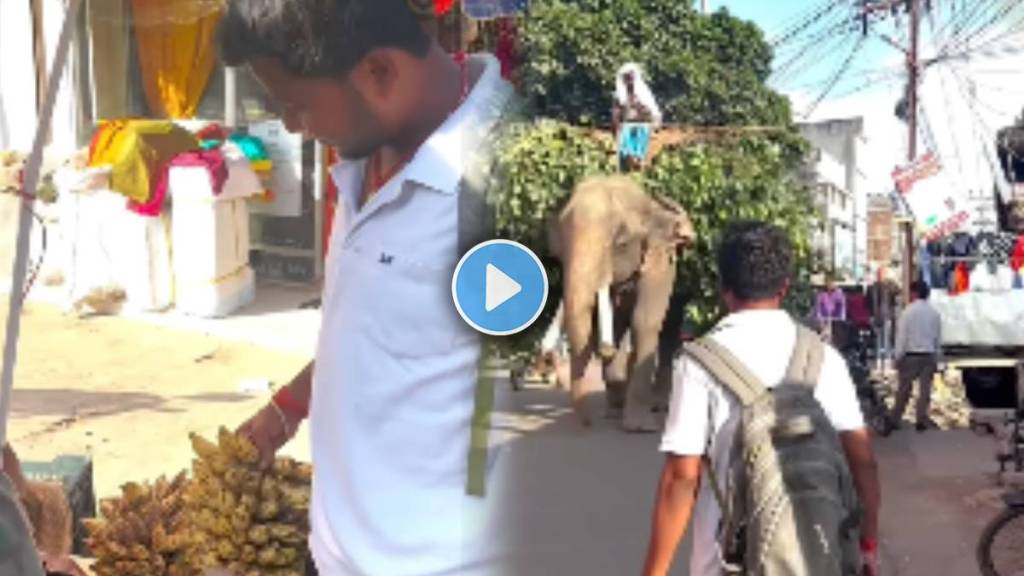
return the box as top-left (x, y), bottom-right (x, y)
top-left (650, 192), bottom-right (686, 215)
top-left (646, 193), bottom-right (689, 246)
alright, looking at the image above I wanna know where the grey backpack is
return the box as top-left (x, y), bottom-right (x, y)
top-left (682, 324), bottom-right (862, 576)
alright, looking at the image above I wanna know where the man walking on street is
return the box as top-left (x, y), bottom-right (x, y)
top-left (641, 221), bottom-right (881, 576)
top-left (217, 1), bottom-right (516, 574)
top-left (889, 280), bottom-right (943, 433)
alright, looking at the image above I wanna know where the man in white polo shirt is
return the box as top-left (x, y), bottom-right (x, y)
top-left (642, 222), bottom-right (881, 576)
top-left (218, 1), bottom-right (516, 574)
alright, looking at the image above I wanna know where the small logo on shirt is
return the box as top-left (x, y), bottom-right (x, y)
top-left (379, 253), bottom-right (394, 265)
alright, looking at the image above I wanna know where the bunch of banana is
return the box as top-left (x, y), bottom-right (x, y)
top-left (82, 472), bottom-right (191, 576)
top-left (182, 427), bottom-right (312, 576)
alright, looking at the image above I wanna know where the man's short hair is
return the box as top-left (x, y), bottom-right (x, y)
top-left (912, 280), bottom-right (931, 300)
top-left (717, 221), bottom-right (793, 302)
top-left (218, 0), bottom-right (432, 77)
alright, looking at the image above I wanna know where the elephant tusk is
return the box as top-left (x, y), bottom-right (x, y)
top-left (597, 285), bottom-right (615, 353)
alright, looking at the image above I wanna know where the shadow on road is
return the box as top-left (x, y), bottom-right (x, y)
top-left (493, 369), bottom-right (1006, 576)
top-left (495, 375), bottom-right (691, 576)
top-left (9, 388), bottom-right (174, 418)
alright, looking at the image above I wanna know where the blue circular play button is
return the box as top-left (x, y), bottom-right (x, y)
top-left (452, 240), bottom-right (549, 336)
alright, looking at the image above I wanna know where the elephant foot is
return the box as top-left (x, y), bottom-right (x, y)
top-left (573, 400), bottom-right (592, 428)
top-left (621, 407), bottom-right (660, 434)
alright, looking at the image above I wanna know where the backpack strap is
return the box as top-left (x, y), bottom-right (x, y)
top-left (682, 336), bottom-right (767, 407)
top-left (783, 325), bottom-right (825, 389)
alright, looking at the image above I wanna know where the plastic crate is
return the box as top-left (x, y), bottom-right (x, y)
top-left (20, 455), bottom-right (95, 556)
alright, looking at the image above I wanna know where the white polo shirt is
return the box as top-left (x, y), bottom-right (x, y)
top-left (660, 310), bottom-right (865, 576)
top-left (309, 54), bottom-right (512, 575)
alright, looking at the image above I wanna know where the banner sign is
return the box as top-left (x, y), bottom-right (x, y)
top-left (892, 151), bottom-right (973, 240)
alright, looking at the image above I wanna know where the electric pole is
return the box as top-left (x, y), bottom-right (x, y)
top-left (902, 0), bottom-right (921, 306)
top-left (859, 0), bottom-right (924, 304)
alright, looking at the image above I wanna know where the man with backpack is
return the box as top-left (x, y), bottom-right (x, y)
top-left (641, 221), bottom-right (881, 576)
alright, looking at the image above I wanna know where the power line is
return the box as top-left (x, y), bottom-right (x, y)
top-left (803, 35), bottom-right (867, 118)
top-left (770, 0), bottom-right (851, 47)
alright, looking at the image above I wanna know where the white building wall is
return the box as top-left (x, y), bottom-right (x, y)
top-left (798, 117), bottom-right (867, 281)
top-left (0, 1), bottom-right (84, 154)
top-left (0, 2), bottom-right (40, 152)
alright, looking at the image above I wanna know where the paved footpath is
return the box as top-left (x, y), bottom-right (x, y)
top-left (495, 375), bottom-right (1004, 576)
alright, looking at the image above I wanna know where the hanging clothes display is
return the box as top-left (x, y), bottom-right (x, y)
top-left (1012, 234), bottom-right (1024, 272)
top-left (918, 241), bottom-right (933, 287)
top-left (88, 120), bottom-right (199, 205)
top-left (950, 261), bottom-right (970, 295)
top-left (976, 231), bottom-right (1000, 274)
top-left (925, 239), bottom-right (947, 289)
top-left (131, 149), bottom-right (228, 217)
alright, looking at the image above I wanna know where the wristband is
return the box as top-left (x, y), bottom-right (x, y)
top-left (860, 538), bottom-right (879, 553)
top-left (272, 387), bottom-right (308, 421)
top-left (268, 401), bottom-right (293, 438)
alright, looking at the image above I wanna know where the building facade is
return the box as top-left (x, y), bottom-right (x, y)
top-left (798, 117), bottom-right (865, 282)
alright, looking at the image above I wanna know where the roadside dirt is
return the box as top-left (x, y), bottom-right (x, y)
top-left (0, 302), bottom-right (312, 499)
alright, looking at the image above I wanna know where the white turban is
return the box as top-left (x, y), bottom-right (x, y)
top-left (614, 63), bottom-right (663, 128)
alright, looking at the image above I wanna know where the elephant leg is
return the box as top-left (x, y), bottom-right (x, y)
top-left (604, 335), bottom-right (630, 419)
top-left (568, 341), bottom-right (595, 427)
top-left (603, 286), bottom-right (636, 419)
top-left (622, 249), bottom-right (676, 433)
top-left (565, 290), bottom-right (598, 427)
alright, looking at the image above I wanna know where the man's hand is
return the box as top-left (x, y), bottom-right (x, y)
top-left (39, 553), bottom-right (88, 576)
top-left (238, 362), bottom-right (314, 467)
top-left (236, 402), bottom-right (301, 468)
top-left (861, 548), bottom-right (879, 576)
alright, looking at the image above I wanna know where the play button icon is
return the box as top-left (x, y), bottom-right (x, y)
top-left (485, 264), bottom-right (521, 312)
top-left (452, 240), bottom-right (549, 336)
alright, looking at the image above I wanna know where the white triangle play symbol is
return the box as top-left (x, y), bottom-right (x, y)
top-left (485, 263), bottom-right (522, 312)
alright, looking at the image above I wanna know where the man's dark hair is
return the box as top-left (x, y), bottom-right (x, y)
top-left (717, 221), bottom-right (793, 302)
top-left (912, 280), bottom-right (931, 300)
top-left (218, 0), bottom-right (432, 77)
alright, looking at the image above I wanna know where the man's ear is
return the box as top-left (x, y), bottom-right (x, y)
top-left (353, 50), bottom-right (400, 99)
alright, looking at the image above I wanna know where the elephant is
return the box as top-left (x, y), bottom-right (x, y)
top-left (547, 175), bottom-right (695, 432)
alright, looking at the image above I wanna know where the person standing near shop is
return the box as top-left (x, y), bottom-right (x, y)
top-left (866, 265), bottom-right (899, 363)
top-left (218, 1), bottom-right (516, 574)
top-left (888, 280), bottom-right (943, 433)
top-left (815, 276), bottom-right (847, 343)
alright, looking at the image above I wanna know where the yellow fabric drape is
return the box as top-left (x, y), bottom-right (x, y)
top-left (89, 120), bottom-right (199, 204)
top-left (130, 0), bottom-right (223, 119)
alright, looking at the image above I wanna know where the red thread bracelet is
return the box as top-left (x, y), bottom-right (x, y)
top-left (860, 538), bottom-right (879, 553)
top-left (272, 387), bottom-right (308, 421)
